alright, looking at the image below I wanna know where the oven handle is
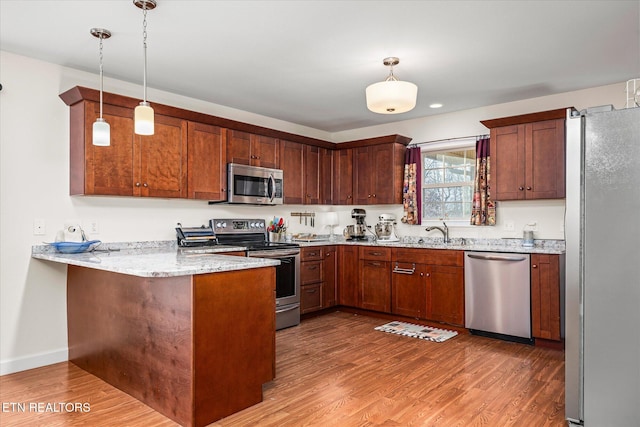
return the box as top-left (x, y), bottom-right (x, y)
top-left (275, 303), bottom-right (300, 314)
top-left (248, 250), bottom-right (300, 258)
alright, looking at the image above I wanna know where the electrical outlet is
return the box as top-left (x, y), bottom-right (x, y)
top-left (527, 221), bottom-right (538, 231)
top-left (87, 220), bottom-right (99, 234)
top-left (504, 221), bottom-right (515, 231)
top-left (33, 219), bottom-right (46, 235)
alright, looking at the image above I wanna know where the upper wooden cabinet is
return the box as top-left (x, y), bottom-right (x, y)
top-left (187, 122), bottom-right (227, 201)
top-left (279, 141), bottom-right (332, 205)
top-left (226, 130), bottom-right (279, 169)
top-left (304, 145), bottom-right (321, 204)
top-left (481, 109), bottom-right (567, 201)
top-left (319, 147), bottom-right (333, 205)
top-left (279, 140), bottom-right (305, 204)
top-left (332, 148), bottom-right (353, 205)
top-left (353, 143), bottom-right (406, 205)
top-left (71, 100), bottom-right (187, 197)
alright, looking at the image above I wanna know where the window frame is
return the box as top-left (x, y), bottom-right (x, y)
top-left (419, 137), bottom-right (477, 226)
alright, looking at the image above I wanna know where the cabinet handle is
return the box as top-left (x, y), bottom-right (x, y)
top-left (526, 186), bottom-right (532, 190)
top-left (347, 195), bottom-right (352, 199)
top-left (135, 182), bottom-right (141, 187)
top-left (367, 261), bottom-right (382, 267)
top-left (519, 186), bottom-right (524, 191)
top-left (143, 183), bottom-right (148, 188)
top-left (307, 266), bottom-right (318, 270)
top-left (393, 262), bottom-right (416, 275)
top-left (426, 273), bottom-right (430, 277)
top-left (532, 264), bottom-right (538, 268)
top-left (306, 289), bottom-right (317, 293)
top-left (221, 188), bottom-right (225, 192)
top-left (326, 253), bottom-right (330, 257)
top-left (369, 251), bottom-right (383, 256)
top-left (372, 194), bottom-right (376, 198)
top-left (368, 194), bottom-right (371, 198)
top-left (420, 272), bottom-right (424, 277)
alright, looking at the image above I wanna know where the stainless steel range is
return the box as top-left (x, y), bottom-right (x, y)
top-left (211, 218), bottom-right (300, 330)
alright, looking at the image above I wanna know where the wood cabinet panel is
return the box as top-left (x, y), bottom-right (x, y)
top-left (226, 131), bottom-right (279, 168)
top-left (353, 143), bottom-right (405, 204)
top-left (323, 246), bottom-right (337, 308)
top-left (391, 262), bottom-right (427, 318)
top-left (135, 114), bottom-right (188, 198)
top-left (80, 102), bottom-right (135, 196)
top-left (338, 245), bottom-right (359, 307)
top-left (426, 265), bottom-right (464, 326)
top-left (359, 246), bottom-right (391, 261)
top-left (301, 283), bottom-right (322, 314)
top-left (359, 259), bottom-right (391, 312)
top-left (226, 130), bottom-right (252, 165)
top-left (301, 260), bottom-right (323, 285)
top-left (301, 247), bottom-right (322, 261)
top-left (392, 248), bottom-right (463, 266)
top-left (279, 140), bottom-right (305, 204)
top-left (187, 122), bottom-right (227, 200)
top-left (332, 148), bottom-right (353, 205)
top-left (486, 112), bottom-right (565, 201)
top-left (353, 147), bottom-right (373, 205)
top-left (319, 147), bottom-right (333, 205)
top-left (304, 145), bottom-right (320, 204)
top-left (531, 254), bottom-right (562, 341)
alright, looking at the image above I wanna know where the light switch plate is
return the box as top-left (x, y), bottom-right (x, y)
top-left (504, 221), bottom-right (515, 231)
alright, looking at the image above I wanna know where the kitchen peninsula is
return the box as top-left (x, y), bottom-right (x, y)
top-left (32, 243), bottom-right (279, 427)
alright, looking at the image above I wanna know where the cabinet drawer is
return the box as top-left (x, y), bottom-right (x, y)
top-left (301, 260), bottom-right (323, 284)
top-left (392, 248), bottom-right (463, 266)
top-left (301, 247), bottom-right (323, 261)
top-left (359, 246), bottom-right (391, 261)
top-left (301, 283), bottom-right (322, 314)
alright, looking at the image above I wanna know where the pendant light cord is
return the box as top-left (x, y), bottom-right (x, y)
top-left (142, 5), bottom-right (148, 103)
top-left (99, 35), bottom-right (104, 119)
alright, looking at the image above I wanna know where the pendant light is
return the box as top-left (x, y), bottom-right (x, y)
top-left (366, 57), bottom-right (418, 114)
top-left (133, 0), bottom-right (157, 135)
top-left (90, 28), bottom-right (111, 146)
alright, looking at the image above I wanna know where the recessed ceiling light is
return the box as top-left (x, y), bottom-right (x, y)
top-left (429, 103), bottom-right (443, 109)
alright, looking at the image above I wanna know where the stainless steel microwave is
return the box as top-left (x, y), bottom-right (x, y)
top-left (227, 163), bottom-right (284, 205)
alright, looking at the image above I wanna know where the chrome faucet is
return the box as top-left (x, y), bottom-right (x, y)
top-left (425, 221), bottom-right (449, 243)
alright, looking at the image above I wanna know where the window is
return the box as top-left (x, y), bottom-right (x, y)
top-left (421, 141), bottom-right (475, 222)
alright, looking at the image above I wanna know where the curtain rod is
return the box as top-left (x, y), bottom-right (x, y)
top-left (407, 134), bottom-right (489, 148)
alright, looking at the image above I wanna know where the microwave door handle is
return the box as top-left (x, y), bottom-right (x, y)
top-left (268, 174), bottom-right (275, 202)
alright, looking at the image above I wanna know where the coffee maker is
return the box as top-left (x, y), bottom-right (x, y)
top-left (343, 208), bottom-right (368, 240)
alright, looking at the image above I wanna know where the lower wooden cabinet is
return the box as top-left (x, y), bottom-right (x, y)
top-left (301, 283), bottom-right (322, 314)
top-left (531, 254), bottom-right (562, 341)
top-left (391, 261), bottom-right (427, 318)
top-left (358, 247), bottom-right (391, 312)
top-left (300, 246), bottom-right (338, 314)
top-left (426, 265), bottom-right (464, 326)
top-left (338, 246), bottom-right (359, 307)
top-left (323, 246), bottom-right (337, 308)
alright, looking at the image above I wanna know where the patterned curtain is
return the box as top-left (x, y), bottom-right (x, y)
top-left (401, 146), bottom-right (421, 225)
top-left (470, 136), bottom-right (496, 225)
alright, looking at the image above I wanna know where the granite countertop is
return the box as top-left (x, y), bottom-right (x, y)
top-left (296, 235), bottom-right (565, 254)
top-left (31, 241), bottom-right (279, 278)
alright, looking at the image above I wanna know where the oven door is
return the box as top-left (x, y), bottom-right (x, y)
top-left (227, 163), bottom-right (284, 205)
top-left (248, 249), bottom-right (300, 308)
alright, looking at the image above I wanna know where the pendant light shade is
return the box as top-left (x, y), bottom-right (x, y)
top-left (90, 28), bottom-right (111, 146)
top-left (134, 0), bottom-right (156, 135)
top-left (366, 57), bottom-right (418, 114)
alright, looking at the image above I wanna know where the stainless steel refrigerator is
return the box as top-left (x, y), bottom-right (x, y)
top-left (565, 105), bottom-right (640, 426)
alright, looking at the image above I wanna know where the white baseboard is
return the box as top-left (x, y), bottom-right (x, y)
top-left (0, 348), bottom-right (68, 376)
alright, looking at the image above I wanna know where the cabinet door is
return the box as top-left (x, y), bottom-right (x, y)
top-left (525, 119), bottom-right (565, 199)
top-left (323, 246), bottom-right (337, 308)
top-left (187, 122), bottom-right (227, 200)
top-left (353, 146), bottom-right (372, 204)
top-left (135, 114), bottom-right (188, 198)
top-left (426, 265), bottom-right (464, 326)
top-left (391, 262), bottom-right (427, 318)
top-left (252, 135), bottom-right (279, 169)
top-left (301, 283), bottom-right (322, 314)
top-left (370, 143), bottom-right (403, 204)
top-left (332, 148), bottom-right (353, 205)
top-left (359, 260), bottom-right (391, 312)
top-left (531, 254), bottom-right (561, 340)
top-left (490, 125), bottom-right (526, 201)
top-left (226, 130), bottom-right (252, 166)
top-left (319, 147), bottom-right (333, 205)
top-left (81, 102), bottom-right (135, 196)
top-left (304, 145), bottom-right (320, 204)
top-left (338, 246), bottom-right (359, 307)
top-left (279, 140), bottom-right (305, 204)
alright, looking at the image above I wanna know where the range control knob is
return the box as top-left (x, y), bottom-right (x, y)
top-left (221, 222), bottom-right (227, 228)
top-left (216, 222), bottom-right (222, 228)
top-left (259, 222), bottom-right (265, 228)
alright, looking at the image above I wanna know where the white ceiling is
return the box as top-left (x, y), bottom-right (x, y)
top-left (1, 1), bottom-right (638, 132)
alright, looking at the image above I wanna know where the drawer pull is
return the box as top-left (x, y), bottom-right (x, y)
top-left (367, 261), bottom-right (382, 267)
top-left (306, 289), bottom-right (317, 293)
top-left (369, 251), bottom-right (383, 256)
top-left (392, 262), bottom-right (416, 275)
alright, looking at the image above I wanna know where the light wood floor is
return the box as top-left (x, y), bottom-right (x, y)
top-left (1, 312), bottom-right (565, 426)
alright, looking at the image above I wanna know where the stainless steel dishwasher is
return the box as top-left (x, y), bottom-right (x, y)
top-left (464, 251), bottom-right (532, 343)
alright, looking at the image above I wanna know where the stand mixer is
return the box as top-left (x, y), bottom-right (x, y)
top-left (374, 213), bottom-right (400, 242)
top-left (343, 208), bottom-right (369, 240)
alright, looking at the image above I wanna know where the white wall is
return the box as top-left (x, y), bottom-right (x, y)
top-left (0, 50), bottom-right (625, 374)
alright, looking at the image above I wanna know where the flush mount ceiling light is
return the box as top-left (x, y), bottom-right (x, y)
top-left (90, 28), bottom-right (111, 146)
top-left (366, 57), bottom-right (418, 114)
top-left (133, 0), bottom-right (156, 135)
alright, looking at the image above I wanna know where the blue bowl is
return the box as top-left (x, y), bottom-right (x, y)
top-left (48, 240), bottom-right (102, 254)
